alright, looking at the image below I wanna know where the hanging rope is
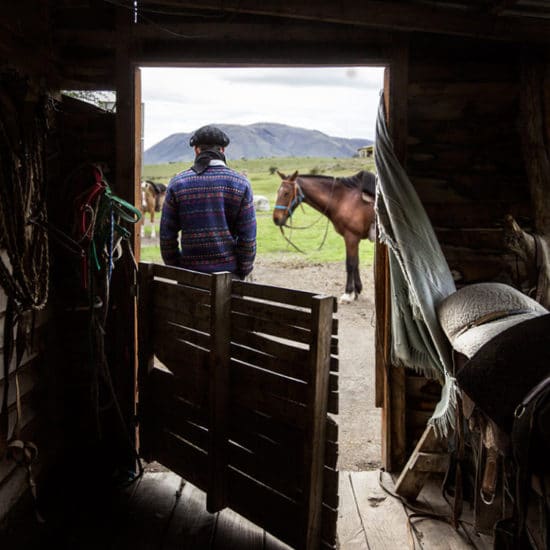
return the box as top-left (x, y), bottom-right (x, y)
top-left (0, 95), bottom-right (49, 312)
top-left (71, 163), bottom-right (143, 485)
top-left (0, 79), bottom-right (51, 521)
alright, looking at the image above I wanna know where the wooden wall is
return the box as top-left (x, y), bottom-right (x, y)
top-left (0, 72), bottom-right (51, 522)
top-left (43, 96), bottom-right (126, 482)
top-left (0, 90), bottom-right (118, 525)
top-left (0, 295), bottom-right (49, 521)
top-left (399, 35), bottom-right (536, 458)
top-left (408, 36), bottom-right (532, 288)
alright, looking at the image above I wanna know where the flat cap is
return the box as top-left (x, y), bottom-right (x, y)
top-left (189, 125), bottom-right (230, 147)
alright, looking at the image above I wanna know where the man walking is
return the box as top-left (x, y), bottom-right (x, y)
top-left (160, 125), bottom-right (256, 279)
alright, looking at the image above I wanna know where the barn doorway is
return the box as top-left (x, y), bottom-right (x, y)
top-left (137, 65), bottom-right (384, 472)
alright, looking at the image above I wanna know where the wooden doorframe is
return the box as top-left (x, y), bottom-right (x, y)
top-left (375, 36), bottom-right (409, 473)
top-left (113, 10), bottom-right (143, 469)
top-left (113, 14), bottom-right (409, 475)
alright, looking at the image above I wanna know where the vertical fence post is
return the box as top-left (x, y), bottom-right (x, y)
top-left (207, 271), bottom-right (233, 513)
top-left (302, 295), bottom-right (333, 550)
top-left (137, 262), bottom-right (155, 460)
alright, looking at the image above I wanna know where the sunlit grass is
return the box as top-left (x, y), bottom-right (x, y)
top-left (140, 156), bottom-right (376, 267)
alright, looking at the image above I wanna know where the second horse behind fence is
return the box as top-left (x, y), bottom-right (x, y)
top-left (141, 180), bottom-right (167, 239)
top-left (273, 170), bottom-right (377, 303)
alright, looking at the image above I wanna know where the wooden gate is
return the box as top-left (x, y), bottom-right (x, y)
top-left (137, 263), bottom-right (339, 549)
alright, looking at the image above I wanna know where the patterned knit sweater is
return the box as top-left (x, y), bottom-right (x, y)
top-left (160, 163), bottom-right (256, 278)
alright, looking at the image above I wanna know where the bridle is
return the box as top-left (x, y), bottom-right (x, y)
top-left (274, 176), bottom-right (336, 253)
top-left (274, 178), bottom-right (305, 221)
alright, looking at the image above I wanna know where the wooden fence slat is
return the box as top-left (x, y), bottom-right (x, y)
top-left (322, 466), bottom-right (339, 510)
top-left (231, 360), bottom-right (308, 404)
top-left (232, 280), bottom-right (318, 308)
top-left (321, 503), bottom-right (339, 548)
top-left (155, 403), bottom-right (209, 452)
top-left (153, 278), bottom-right (211, 306)
top-left (302, 296), bottom-right (333, 550)
top-left (153, 281), bottom-right (211, 331)
top-left (208, 272), bottom-right (232, 513)
top-left (326, 417), bottom-right (338, 443)
top-left (154, 337), bottom-right (209, 378)
top-left (324, 441), bottom-right (338, 470)
top-left (228, 403), bottom-right (304, 444)
top-left (231, 327), bottom-right (309, 363)
top-left (231, 310), bottom-right (311, 344)
top-left (227, 468), bottom-right (300, 550)
top-left (152, 263), bottom-right (212, 288)
top-left (153, 304), bottom-right (211, 334)
top-left (227, 422), bottom-right (302, 465)
top-left (227, 441), bottom-right (303, 499)
top-left (230, 382), bottom-right (306, 429)
top-left (149, 366), bottom-right (208, 413)
top-left (155, 429), bottom-right (209, 492)
top-left (231, 295), bottom-right (312, 329)
top-left (156, 392), bottom-right (209, 427)
top-left (154, 320), bottom-right (210, 350)
top-left (230, 341), bottom-right (308, 382)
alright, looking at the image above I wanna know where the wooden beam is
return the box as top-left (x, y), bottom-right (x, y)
top-left (112, 9), bottom-right (141, 472)
top-left (394, 424), bottom-right (447, 500)
top-left (379, 36), bottom-right (409, 474)
top-left (148, 0), bottom-right (550, 44)
top-left (54, 21), bottom-right (392, 47)
top-left (134, 40), bottom-right (390, 67)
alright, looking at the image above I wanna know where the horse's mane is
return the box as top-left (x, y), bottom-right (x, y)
top-left (299, 170), bottom-right (376, 196)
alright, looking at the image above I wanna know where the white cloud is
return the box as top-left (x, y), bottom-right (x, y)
top-left (140, 66), bottom-right (385, 150)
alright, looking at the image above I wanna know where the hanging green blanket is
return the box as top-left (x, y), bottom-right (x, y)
top-left (374, 94), bottom-right (457, 436)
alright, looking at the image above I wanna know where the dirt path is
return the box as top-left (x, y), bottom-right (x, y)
top-left (251, 257), bottom-right (381, 471)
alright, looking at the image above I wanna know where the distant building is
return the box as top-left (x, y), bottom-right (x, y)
top-left (357, 144), bottom-right (374, 158)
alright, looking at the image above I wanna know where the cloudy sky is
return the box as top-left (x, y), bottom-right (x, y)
top-left (140, 66), bottom-right (385, 150)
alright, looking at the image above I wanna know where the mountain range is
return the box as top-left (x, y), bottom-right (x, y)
top-left (143, 122), bottom-right (373, 165)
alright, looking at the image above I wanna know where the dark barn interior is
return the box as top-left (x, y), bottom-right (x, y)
top-left (1, 2), bottom-right (550, 549)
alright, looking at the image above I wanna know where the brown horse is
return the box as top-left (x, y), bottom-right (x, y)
top-left (273, 170), bottom-right (377, 303)
top-left (140, 180), bottom-right (166, 238)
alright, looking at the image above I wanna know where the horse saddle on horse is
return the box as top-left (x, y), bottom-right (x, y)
top-left (340, 170), bottom-right (376, 202)
top-left (359, 170), bottom-right (376, 197)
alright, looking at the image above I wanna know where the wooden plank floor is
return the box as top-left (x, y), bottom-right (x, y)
top-left (339, 470), bottom-right (494, 550)
top-left (1, 464), bottom-right (495, 549)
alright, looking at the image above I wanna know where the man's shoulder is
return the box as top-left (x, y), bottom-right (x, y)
top-left (209, 166), bottom-right (251, 185)
top-left (168, 169), bottom-right (194, 185)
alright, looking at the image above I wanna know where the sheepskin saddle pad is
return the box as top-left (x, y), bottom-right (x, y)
top-left (437, 282), bottom-right (548, 359)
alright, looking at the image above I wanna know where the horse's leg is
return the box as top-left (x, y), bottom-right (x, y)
top-left (339, 237), bottom-right (359, 304)
top-left (150, 210), bottom-right (156, 239)
top-left (354, 249), bottom-right (363, 298)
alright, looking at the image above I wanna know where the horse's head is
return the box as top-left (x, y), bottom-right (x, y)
top-left (273, 170), bottom-right (302, 227)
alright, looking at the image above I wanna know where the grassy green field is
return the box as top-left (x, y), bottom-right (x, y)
top-left (141, 156), bottom-right (376, 266)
